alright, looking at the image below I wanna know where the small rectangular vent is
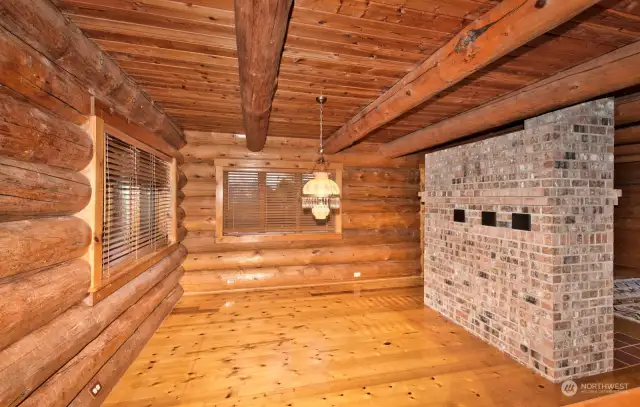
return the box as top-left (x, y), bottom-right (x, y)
top-left (482, 211), bottom-right (497, 227)
top-left (512, 213), bottom-right (531, 231)
top-left (453, 209), bottom-right (465, 223)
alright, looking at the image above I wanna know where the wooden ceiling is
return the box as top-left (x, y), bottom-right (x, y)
top-left (56, 0), bottom-right (640, 144)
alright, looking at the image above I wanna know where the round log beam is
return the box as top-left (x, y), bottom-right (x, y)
top-left (0, 216), bottom-right (91, 279)
top-left (0, 258), bottom-right (91, 352)
top-left (182, 261), bottom-right (421, 292)
top-left (183, 243), bottom-right (420, 271)
top-left (0, 245), bottom-right (187, 406)
top-left (20, 269), bottom-right (184, 407)
top-left (0, 87), bottom-right (92, 170)
top-left (0, 157), bottom-right (91, 221)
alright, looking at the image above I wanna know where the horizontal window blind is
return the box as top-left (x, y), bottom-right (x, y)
top-left (223, 169), bottom-right (335, 235)
top-left (102, 134), bottom-right (172, 279)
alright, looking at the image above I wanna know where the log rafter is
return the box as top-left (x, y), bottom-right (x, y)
top-left (234, 0), bottom-right (294, 152)
top-left (323, 0), bottom-right (601, 154)
top-left (380, 41), bottom-right (640, 157)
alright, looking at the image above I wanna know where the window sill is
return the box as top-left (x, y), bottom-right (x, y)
top-left (86, 243), bottom-right (178, 306)
top-left (217, 233), bottom-right (343, 244)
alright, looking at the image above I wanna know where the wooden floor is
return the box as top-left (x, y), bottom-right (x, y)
top-left (104, 278), bottom-right (640, 407)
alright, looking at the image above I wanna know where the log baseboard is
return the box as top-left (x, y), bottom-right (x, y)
top-left (181, 261), bottom-right (421, 292)
top-left (183, 243), bottom-right (421, 271)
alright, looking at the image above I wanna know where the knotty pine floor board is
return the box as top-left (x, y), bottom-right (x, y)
top-left (104, 279), bottom-right (640, 407)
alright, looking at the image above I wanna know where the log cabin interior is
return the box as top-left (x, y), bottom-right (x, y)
top-left (3, 0), bottom-right (640, 406)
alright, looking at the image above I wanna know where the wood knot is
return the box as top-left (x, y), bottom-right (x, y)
top-left (535, 0), bottom-right (547, 8)
top-left (455, 25), bottom-right (491, 53)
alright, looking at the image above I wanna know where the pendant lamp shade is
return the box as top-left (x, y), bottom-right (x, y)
top-left (302, 172), bottom-right (340, 197)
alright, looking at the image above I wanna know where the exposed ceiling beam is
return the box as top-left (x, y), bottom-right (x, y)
top-left (234, 0), bottom-right (294, 152)
top-left (380, 41), bottom-right (640, 158)
top-left (323, 0), bottom-right (600, 154)
top-left (0, 0), bottom-right (186, 148)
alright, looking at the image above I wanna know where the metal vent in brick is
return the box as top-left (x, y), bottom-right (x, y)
top-left (512, 213), bottom-right (531, 231)
top-left (481, 211), bottom-right (497, 227)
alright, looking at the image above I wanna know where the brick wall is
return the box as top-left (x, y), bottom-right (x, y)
top-left (422, 99), bottom-right (617, 382)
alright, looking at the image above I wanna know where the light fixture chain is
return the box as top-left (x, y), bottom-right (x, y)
top-left (319, 96), bottom-right (324, 155)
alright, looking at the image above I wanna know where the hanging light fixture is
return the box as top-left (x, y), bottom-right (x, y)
top-left (302, 96), bottom-right (341, 220)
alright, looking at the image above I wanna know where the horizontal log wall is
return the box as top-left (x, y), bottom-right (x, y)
top-left (0, 14), bottom-right (187, 406)
top-left (180, 132), bottom-right (421, 292)
top-left (0, 156), bottom-right (92, 221)
top-left (68, 286), bottom-right (183, 407)
top-left (614, 161), bottom-right (640, 270)
top-left (0, 259), bottom-right (90, 352)
top-left (0, 86), bottom-right (92, 170)
top-left (0, 250), bottom-right (186, 406)
top-left (21, 268), bottom-right (185, 407)
top-left (0, 217), bottom-right (91, 279)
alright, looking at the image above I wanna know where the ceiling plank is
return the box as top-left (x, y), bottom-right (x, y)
top-left (380, 41), bottom-right (640, 157)
top-left (234, 0), bottom-right (293, 151)
top-left (54, 0), bottom-right (640, 144)
top-left (323, 0), bottom-right (601, 154)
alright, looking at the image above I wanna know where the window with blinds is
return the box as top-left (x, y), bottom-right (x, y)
top-left (102, 133), bottom-right (172, 278)
top-left (222, 169), bottom-right (336, 235)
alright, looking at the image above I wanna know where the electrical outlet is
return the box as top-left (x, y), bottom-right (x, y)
top-left (226, 279), bottom-right (236, 284)
top-left (353, 272), bottom-right (361, 278)
top-left (89, 382), bottom-right (102, 398)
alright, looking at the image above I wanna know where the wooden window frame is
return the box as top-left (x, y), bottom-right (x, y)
top-left (80, 115), bottom-right (179, 305)
top-left (215, 159), bottom-right (343, 244)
